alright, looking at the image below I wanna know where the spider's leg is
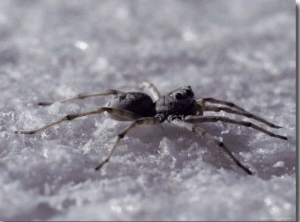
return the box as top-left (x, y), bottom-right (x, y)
top-left (184, 116), bottom-right (287, 140)
top-left (198, 98), bottom-right (246, 112)
top-left (95, 117), bottom-right (161, 171)
top-left (16, 107), bottom-right (140, 134)
top-left (170, 118), bottom-right (252, 175)
top-left (203, 105), bottom-right (282, 128)
top-left (38, 89), bottom-right (124, 106)
top-left (140, 82), bottom-right (161, 101)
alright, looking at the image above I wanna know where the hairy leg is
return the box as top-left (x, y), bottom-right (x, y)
top-left (95, 117), bottom-right (161, 170)
top-left (197, 98), bottom-right (246, 112)
top-left (203, 105), bottom-right (281, 128)
top-left (170, 118), bottom-right (252, 175)
top-left (140, 82), bottom-right (161, 101)
top-left (38, 89), bottom-right (124, 106)
top-left (184, 115), bottom-right (287, 140)
top-left (16, 107), bottom-right (141, 134)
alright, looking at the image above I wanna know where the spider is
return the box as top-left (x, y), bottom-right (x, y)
top-left (16, 82), bottom-right (287, 175)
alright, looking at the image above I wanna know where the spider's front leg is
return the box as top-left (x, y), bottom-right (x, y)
top-left (170, 118), bottom-right (252, 175)
top-left (197, 98), bottom-right (247, 112)
top-left (184, 116), bottom-right (287, 140)
top-left (16, 107), bottom-right (140, 134)
top-left (170, 119), bottom-right (252, 175)
top-left (202, 104), bottom-right (282, 129)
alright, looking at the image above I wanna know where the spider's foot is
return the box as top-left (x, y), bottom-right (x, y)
top-left (243, 167), bottom-right (253, 175)
top-left (37, 102), bottom-right (52, 106)
top-left (281, 136), bottom-right (288, 140)
top-left (15, 130), bottom-right (36, 135)
top-left (236, 162), bottom-right (253, 175)
top-left (271, 124), bottom-right (282, 129)
top-left (95, 159), bottom-right (109, 171)
top-left (275, 134), bottom-right (288, 140)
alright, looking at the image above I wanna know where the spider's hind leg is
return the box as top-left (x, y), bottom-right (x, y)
top-left (38, 89), bottom-right (124, 106)
top-left (140, 82), bottom-right (161, 101)
top-left (16, 107), bottom-right (140, 134)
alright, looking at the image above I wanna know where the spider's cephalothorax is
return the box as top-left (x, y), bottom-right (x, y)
top-left (17, 82), bottom-right (288, 175)
top-left (155, 86), bottom-right (203, 122)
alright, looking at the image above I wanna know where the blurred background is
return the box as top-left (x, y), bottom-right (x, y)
top-left (0, 0), bottom-right (296, 221)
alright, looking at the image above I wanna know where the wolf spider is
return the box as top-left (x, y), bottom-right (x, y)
top-left (16, 82), bottom-right (287, 175)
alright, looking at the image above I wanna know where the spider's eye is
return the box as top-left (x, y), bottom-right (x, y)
top-left (185, 89), bottom-right (194, 97)
top-left (175, 93), bottom-right (183, 100)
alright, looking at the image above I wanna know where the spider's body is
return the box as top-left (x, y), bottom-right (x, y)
top-left (107, 86), bottom-right (201, 122)
top-left (17, 82), bottom-right (287, 175)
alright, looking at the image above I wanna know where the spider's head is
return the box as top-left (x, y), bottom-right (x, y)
top-left (167, 85), bottom-right (194, 100)
top-left (156, 86), bottom-right (201, 117)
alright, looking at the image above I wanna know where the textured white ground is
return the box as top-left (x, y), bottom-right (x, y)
top-left (0, 0), bottom-right (296, 221)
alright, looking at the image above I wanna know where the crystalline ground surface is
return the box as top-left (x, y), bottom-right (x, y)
top-left (0, 0), bottom-right (296, 221)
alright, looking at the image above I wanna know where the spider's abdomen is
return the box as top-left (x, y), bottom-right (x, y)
top-left (106, 92), bottom-right (155, 120)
